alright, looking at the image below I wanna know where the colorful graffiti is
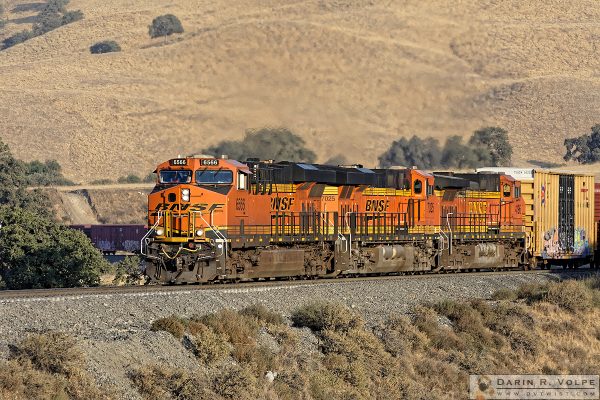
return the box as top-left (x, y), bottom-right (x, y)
top-left (541, 226), bottom-right (589, 258)
top-left (542, 227), bottom-right (559, 258)
top-left (573, 227), bottom-right (590, 256)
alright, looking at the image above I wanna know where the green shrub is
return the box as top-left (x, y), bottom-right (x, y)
top-left (118, 174), bottom-right (142, 183)
top-left (547, 280), bottom-right (593, 311)
top-left (212, 363), bottom-right (258, 399)
top-left (148, 14), bottom-right (184, 39)
top-left (240, 303), bottom-right (284, 325)
top-left (112, 256), bottom-right (143, 285)
top-left (377, 315), bottom-right (428, 356)
top-left (61, 9), bottom-right (83, 24)
top-left (24, 159), bottom-right (73, 186)
top-left (0, 359), bottom-right (70, 399)
top-left (291, 301), bottom-right (363, 333)
top-left (197, 309), bottom-right (260, 366)
top-left (143, 172), bottom-right (156, 183)
top-left (12, 332), bottom-right (84, 375)
top-left (204, 127), bottom-right (317, 163)
top-left (491, 288), bottom-right (518, 301)
top-left (378, 127), bottom-right (512, 169)
top-left (151, 316), bottom-right (186, 339)
top-left (517, 282), bottom-right (549, 303)
top-left (129, 364), bottom-right (211, 399)
top-left (186, 321), bottom-right (229, 365)
top-left (0, 206), bottom-right (108, 289)
top-left (90, 40), bottom-right (121, 54)
top-left (3, 30), bottom-right (33, 49)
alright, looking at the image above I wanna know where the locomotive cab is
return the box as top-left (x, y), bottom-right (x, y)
top-left (148, 157), bottom-right (254, 240)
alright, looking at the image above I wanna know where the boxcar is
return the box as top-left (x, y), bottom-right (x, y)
top-left (71, 224), bottom-right (147, 254)
top-left (478, 168), bottom-right (596, 267)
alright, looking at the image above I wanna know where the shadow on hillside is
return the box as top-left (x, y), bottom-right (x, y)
top-left (10, 15), bottom-right (38, 25)
top-left (527, 159), bottom-right (565, 168)
top-left (11, 3), bottom-right (45, 13)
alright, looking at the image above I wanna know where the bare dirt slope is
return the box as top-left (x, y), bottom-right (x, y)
top-left (58, 191), bottom-right (98, 224)
top-left (1, 0), bottom-right (600, 182)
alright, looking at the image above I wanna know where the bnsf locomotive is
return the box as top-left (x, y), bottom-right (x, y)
top-left (141, 157), bottom-right (596, 283)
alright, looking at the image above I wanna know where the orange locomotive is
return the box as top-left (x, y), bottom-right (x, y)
top-left (142, 157), bottom-right (526, 283)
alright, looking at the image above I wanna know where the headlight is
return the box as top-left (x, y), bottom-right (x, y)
top-left (155, 227), bottom-right (164, 236)
top-left (195, 229), bottom-right (204, 236)
top-left (181, 188), bottom-right (190, 202)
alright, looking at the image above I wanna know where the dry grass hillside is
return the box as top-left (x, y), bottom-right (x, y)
top-left (1, 0), bottom-right (600, 182)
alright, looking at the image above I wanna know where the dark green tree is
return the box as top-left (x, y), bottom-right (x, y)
top-left (378, 135), bottom-right (442, 169)
top-left (61, 9), bottom-right (82, 24)
top-left (148, 14), bottom-right (183, 39)
top-left (113, 255), bottom-right (144, 285)
top-left (117, 174), bottom-right (142, 183)
top-left (90, 40), bottom-right (121, 54)
top-left (0, 140), bottom-right (106, 289)
top-left (564, 124), bottom-right (600, 164)
top-left (440, 135), bottom-right (479, 169)
top-left (0, 206), bottom-right (108, 289)
top-left (204, 127), bottom-right (317, 162)
top-left (468, 127), bottom-right (512, 166)
top-left (24, 160), bottom-right (73, 186)
top-left (2, 30), bottom-right (33, 49)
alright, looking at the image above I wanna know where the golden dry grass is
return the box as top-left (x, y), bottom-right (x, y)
top-left (2, 0), bottom-right (600, 182)
top-left (139, 287), bottom-right (600, 399)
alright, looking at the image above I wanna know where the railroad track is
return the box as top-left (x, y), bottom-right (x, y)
top-left (0, 268), bottom-right (597, 301)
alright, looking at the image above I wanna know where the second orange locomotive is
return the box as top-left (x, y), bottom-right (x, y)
top-left (142, 156), bottom-right (528, 283)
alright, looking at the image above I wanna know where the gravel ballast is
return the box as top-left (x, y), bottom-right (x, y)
top-left (0, 271), bottom-right (585, 398)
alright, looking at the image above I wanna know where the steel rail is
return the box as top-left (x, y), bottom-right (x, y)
top-left (0, 268), bottom-right (597, 301)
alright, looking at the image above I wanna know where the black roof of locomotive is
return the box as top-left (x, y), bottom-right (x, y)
top-left (244, 160), bottom-right (413, 188)
top-left (433, 171), bottom-right (504, 191)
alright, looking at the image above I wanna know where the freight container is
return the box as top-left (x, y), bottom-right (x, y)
top-left (71, 224), bottom-right (147, 254)
top-left (477, 168), bottom-right (595, 265)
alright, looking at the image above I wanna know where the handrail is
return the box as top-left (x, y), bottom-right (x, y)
top-left (324, 214), bottom-right (347, 253)
top-left (446, 212), bottom-right (453, 255)
top-left (196, 211), bottom-right (228, 259)
top-left (140, 211), bottom-right (163, 256)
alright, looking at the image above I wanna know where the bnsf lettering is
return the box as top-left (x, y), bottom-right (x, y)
top-left (154, 203), bottom-right (224, 212)
top-left (271, 197), bottom-right (295, 211)
top-left (365, 200), bottom-right (389, 212)
top-left (468, 201), bottom-right (487, 214)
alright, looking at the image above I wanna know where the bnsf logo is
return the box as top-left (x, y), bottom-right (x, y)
top-left (365, 200), bottom-right (389, 212)
top-left (271, 197), bottom-right (295, 211)
top-left (468, 201), bottom-right (487, 214)
top-left (153, 203), bottom-right (224, 212)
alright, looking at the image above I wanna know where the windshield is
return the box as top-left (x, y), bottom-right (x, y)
top-left (196, 169), bottom-right (233, 184)
top-left (159, 170), bottom-right (192, 184)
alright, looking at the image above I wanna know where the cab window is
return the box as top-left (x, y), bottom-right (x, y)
top-left (414, 179), bottom-right (422, 194)
top-left (515, 185), bottom-right (521, 199)
top-left (503, 184), bottom-right (511, 198)
top-left (159, 170), bottom-right (192, 184)
top-left (237, 172), bottom-right (247, 190)
top-left (426, 181), bottom-right (434, 196)
top-left (196, 169), bottom-right (233, 184)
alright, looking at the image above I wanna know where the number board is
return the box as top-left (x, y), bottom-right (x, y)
top-left (169, 159), bottom-right (187, 166)
top-left (201, 159), bottom-right (219, 166)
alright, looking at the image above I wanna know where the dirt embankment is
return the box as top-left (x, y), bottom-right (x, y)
top-left (1, 271), bottom-right (598, 399)
top-left (42, 185), bottom-right (149, 225)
